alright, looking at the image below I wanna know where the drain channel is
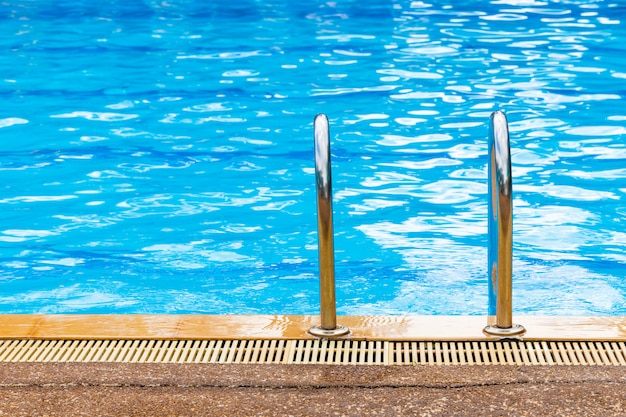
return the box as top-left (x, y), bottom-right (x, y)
top-left (1, 339), bottom-right (625, 365)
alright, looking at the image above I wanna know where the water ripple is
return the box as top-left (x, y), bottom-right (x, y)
top-left (2, 0), bottom-right (626, 314)
top-left (0, 117), bottom-right (28, 128)
top-left (50, 111), bottom-right (138, 121)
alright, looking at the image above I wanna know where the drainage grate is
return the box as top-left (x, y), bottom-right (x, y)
top-left (1, 339), bottom-right (625, 365)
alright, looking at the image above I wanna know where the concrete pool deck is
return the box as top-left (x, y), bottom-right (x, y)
top-left (1, 314), bottom-right (625, 416)
top-left (1, 362), bottom-right (625, 416)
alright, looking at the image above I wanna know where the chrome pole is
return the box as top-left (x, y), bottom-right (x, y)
top-left (484, 111), bottom-right (525, 337)
top-left (309, 114), bottom-right (349, 338)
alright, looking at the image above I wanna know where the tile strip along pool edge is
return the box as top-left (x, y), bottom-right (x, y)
top-left (1, 315), bottom-right (625, 341)
top-left (2, 339), bottom-right (626, 365)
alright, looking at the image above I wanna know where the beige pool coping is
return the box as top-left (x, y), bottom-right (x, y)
top-left (1, 314), bottom-right (626, 341)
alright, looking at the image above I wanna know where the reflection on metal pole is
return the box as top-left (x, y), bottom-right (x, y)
top-left (484, 111), bottom-right (525, 337)
top-left (309, 114), bottom-right (349, 338)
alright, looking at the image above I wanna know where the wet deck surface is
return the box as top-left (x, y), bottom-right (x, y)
top-left (1, 363), bottom-right (624, 416)
top-left (3, 314), bottom-right (626, 341)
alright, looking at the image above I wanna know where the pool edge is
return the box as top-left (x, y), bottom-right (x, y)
top-left (1, 314), bottom-right (625, 341)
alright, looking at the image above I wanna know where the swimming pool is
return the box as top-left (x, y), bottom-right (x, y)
top-left (1, 0), bottom-right (625, 316)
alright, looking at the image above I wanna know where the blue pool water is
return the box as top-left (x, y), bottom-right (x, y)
top-left (1, 0), bottom-right (625, 315)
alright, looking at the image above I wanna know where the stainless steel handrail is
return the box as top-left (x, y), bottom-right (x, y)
top-left (483, 111), bottom-right (525, 337)
top-left (309, 114), bottom-right (349, 338)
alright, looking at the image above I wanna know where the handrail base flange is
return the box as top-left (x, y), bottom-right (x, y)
top-left (483, 323), bottom-right (526, 337)
top-left (309, 324), bottom-right (350, 338)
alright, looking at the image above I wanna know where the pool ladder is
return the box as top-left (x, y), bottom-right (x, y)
top-left (309, 111), bottom-right (524, 338)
